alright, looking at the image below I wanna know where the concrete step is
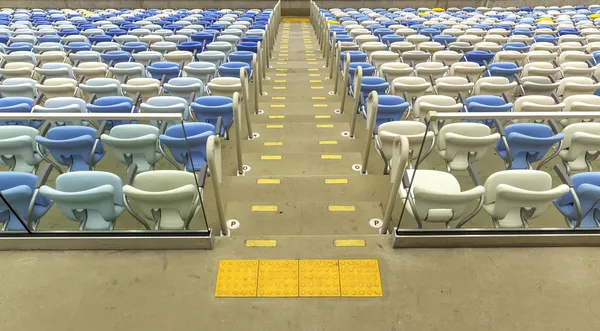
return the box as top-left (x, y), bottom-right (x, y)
top-left (224, 201), bottom-right (384, 236)
top-left (241, 152), bottom-right (363, 176)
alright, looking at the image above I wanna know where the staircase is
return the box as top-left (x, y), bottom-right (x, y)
top-left (209, 19), bottom-right (394, 236)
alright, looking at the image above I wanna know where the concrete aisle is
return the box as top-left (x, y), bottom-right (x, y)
top-left (220, 20), bottom-right (392, 236)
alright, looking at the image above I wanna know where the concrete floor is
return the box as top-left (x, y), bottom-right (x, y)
top-left (1, 235), bottom-right (599, 330)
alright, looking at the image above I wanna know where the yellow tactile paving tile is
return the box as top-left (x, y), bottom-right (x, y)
top-left (339, 260), bottom-right (383, 297)
top-left (258, 260), bottom-right (299, 297)
top-left (299, 260), bottom-right (341, 297)
top-left (215, 260), bottom-right (259, 297)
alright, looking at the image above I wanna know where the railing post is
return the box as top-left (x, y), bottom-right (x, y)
top-left (207, 135), bottom-right (228, 236)
top-left (360, 91), bottom-right (379, 174)
top-left (380, 135), bottom-right (409, 234)
top-left (349, 65), bottom-right (362, 138)
top-left (233, 92), bottom-right (244, 175)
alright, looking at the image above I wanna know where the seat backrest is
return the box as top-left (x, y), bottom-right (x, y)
top-left (101, 124), bottom-right (160, 170)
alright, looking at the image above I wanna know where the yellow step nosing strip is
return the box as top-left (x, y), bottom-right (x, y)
top-left (257, 179), bottom-right (281, 184)
top-left (266, 124), bottom-right (284, 129)
top-left (245, 240), bottom-right (277, 247)
top-left (309, 74), bottom-right (321, 77)
top-left (273, 86), bottom-right (286, 90)
top-left (334, 239), bottom-right (366, 247)
top-left (321, 154), bottom-right (342, 160)
top-left (316, 124), bottom-right (334, 128)
top-left (252, 205), bottom-right (278, 212)
top-left (314, 115), bottom-right (331, 119)
top-left (274, 80), bottom-right (287, 83)
top-left (270, 104), bottom-right (285, 108)
top-left (261, 155), bottom-right (282, 160)
top-left (275, 73), bottom-right (287, 77)
top-left (312, 96), bottom-right (326, 100)
top-left (307, 62), bottom-right (318, 65)
top-left (311, 86), bottom-right (324, 89)
top-left (319, 140), bottom-right (338, 145)
top-left (264, 141), bottom-right (283, 146)
top-left (269, 115), bottom-right (285, 119)
top-left (276, 68), bottom-right (288, 71)
top-left (325, 178), bottom-right (348, 184)
top-left (309, 80), bottom-right (322, 83)
top-left (328, 205), bottom-right (356, 212)
top-left (271, 96), bottom-right (286, 100)
top-left (308, 68), bottom-right (319, 71)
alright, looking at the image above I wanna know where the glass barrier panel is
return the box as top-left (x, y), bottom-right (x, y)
top-left (0, 113), bottom-right (210, 234)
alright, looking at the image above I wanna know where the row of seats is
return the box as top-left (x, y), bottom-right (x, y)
top-left (0, 6), bottom-right (282, 232)
top-left (311, 4), bottom-right (600, 229)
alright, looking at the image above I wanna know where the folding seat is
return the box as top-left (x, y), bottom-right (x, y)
top-left (206, 41), bottom-right (233, 56)
top-left (435, 76), bottom-right (474, 98)
top-left (164, 77), bottom-right (204, 100)
top-left (473, 77), bottom-right (517, 96)
top-left (558, 50), bottom-right (592, 65)
top-left (2, 51), bottom-right (36, 65)
top-left (522, 62), bottom-right (560, 77)
top-left (121, 170), bottom-right (201, 230)
top-left (390, 76), bottom-right (431, 103)
top-left (165, 34), bottom-right (190, 44)
top-left (149, 41), bottom-right (176, 54)
top-left (32, 96), bottom-right (89, 126)
top-left (416, 41), bottom-right (444, 54)
top-left (378, 62), bottom-right (413, 83)
top-left (448, 62), bottom-right (484, 81)
top-left (0, 78), bottom-right (37, 99)
top-left (139, 34), bottom-right (164, 46)
top-left (79, 78), bottom-right (123, 98)
top-left (485, 62), bottom-right (522, 82)
top-left (457, 34), bottom-right (483, 45)
top-left (464, 50), bottom-right (495, 66)
top-left (120, 41), bottom-right (148, 54)
top-left (530, 42), bottom-right (559, 54)
top-left (376, 121), bottom-right (435, 170)
top-left (0, 171), bottom-right (53, 231)
top-left (113, 35), bottom-right (139, 45)
top-left (35, 126), bottom-right (105, 171)
top-left (560, 62), bottom-right (595, 78)
top-left (483, 170), bottom-right (569, 227)
top-left (159, 122), bottom-right (215, 172)
top-left (412, 95), bottom-right (463, 121)
top-left (146, 61), bottom-right (181, 81)
top-left (68, 49), bottom-right (100, 63)
top-left (555, 123), bottom-right (600, 174)
top-left (557, 77), bottom-right (600, 99)
top-left (121, 77), bottom-right (161, 102)
top-left (415, 62), bottom-right (448, 84)
top-left (560, 95), bottom-right (600, 126)
top-left (34, 42), bottom-right (64, 53)
top-left (473, 41), bottom-right (503, 53)
top-left (183, 62), bottom-right (217, 85)
top-left (554, 172), bottom-right (600, 228)
top-left (163, 50), bottom-right (194, 66)
top-left (189, 96), bottom-right (235, 136)
top-left (86, 96), bottom-right (137, 128)
top-left (389, 41), bottom-right (415, 53)
top-left (36, 78), bottom-right (81, 99)
top-left (512, 95), bottom-right (564, 118)
top-left (92, 41), bottom-right (121, 53)
top-left (431, 50), bottom-right (463, 65)
top-left (463, 95), bottom-right (513, 127)
top-left (400, 50), bottom-right (430, 65)
top-left (559, 42), bottom-right (586, 53)
top-left (368, 50), bottom-right (398, 70)
top-left (495, 123), bottom-right (564, 170)
top-left (108, 62), bottom-right (146, 82)
top-left (140, 96), bottom-right (190, 128)
top-left (34, 63), bottom-right (75, 80)
top-left (100, 51), bottom-right (132, 65)
top-left (39, 171), bottom-right (125, 230)
top-left (0, 125), bottom-right (46, 172)
top-left (195, 50), bottom-right (227, 66)
top-left (435, 122), bottom-right (500, 172)
top-left (100, 124), bottom-right (164, 173)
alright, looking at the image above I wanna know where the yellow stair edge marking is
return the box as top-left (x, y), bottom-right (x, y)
top-left (246, 240), bottom-right (277, 247)
top-left (272, 86), bottom-right (286, 90)
top-left (309, 79), bottom-right (322, 83)
top-left (214, 260), bottom-right (258, 297)
top-left (275, 73), bottom-right (287, 77)
top-left (274, 79), bottom-right (287, 83)
top-left (319, 140), bottom-right (338, 145)
top-left (312, 96), bottom-right (326, 100)
top-left (261, 155), bottom-right (282, 160)
top-left (322, 154), bottom-right (342, 160)
top-left (257, 179), bottom-right (281, 184)
top-left (307, 62), bottom-right (318, 65)
top-left (334, 239), bottom-right (366, 247)
top-left (307, 59), bottom-right (317, 61)
top-left (308, 68), bottom-right (319, 71)
top-left (314, 115), bottom-right (331, 119)
top-left (252, 205), bottom-right (278, 212)
top-left (269, 115), bottom-right (285, 119)
top-left (325, 178), bottom-right (348, 184)
top-left (316, 124), bottom-right (334, 128)
top-left (276, 62), bottom-right (288, 65)
top-left (266, 124), bottom-right (284, 129)
top-left (328, 205), bottom-right (356, 212)
top-left (276, 68), bottom-right (288, 71)
top-left (311, 86), bottom-right (324, 89)
top-left (264, 141), bottom-right (283, 146)
top-left (271, 96), bottom-right (286, 100)
top-left (309, 74), bottom-right (321, 77)
top-left (270, 104), bottom-right (285, 108)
